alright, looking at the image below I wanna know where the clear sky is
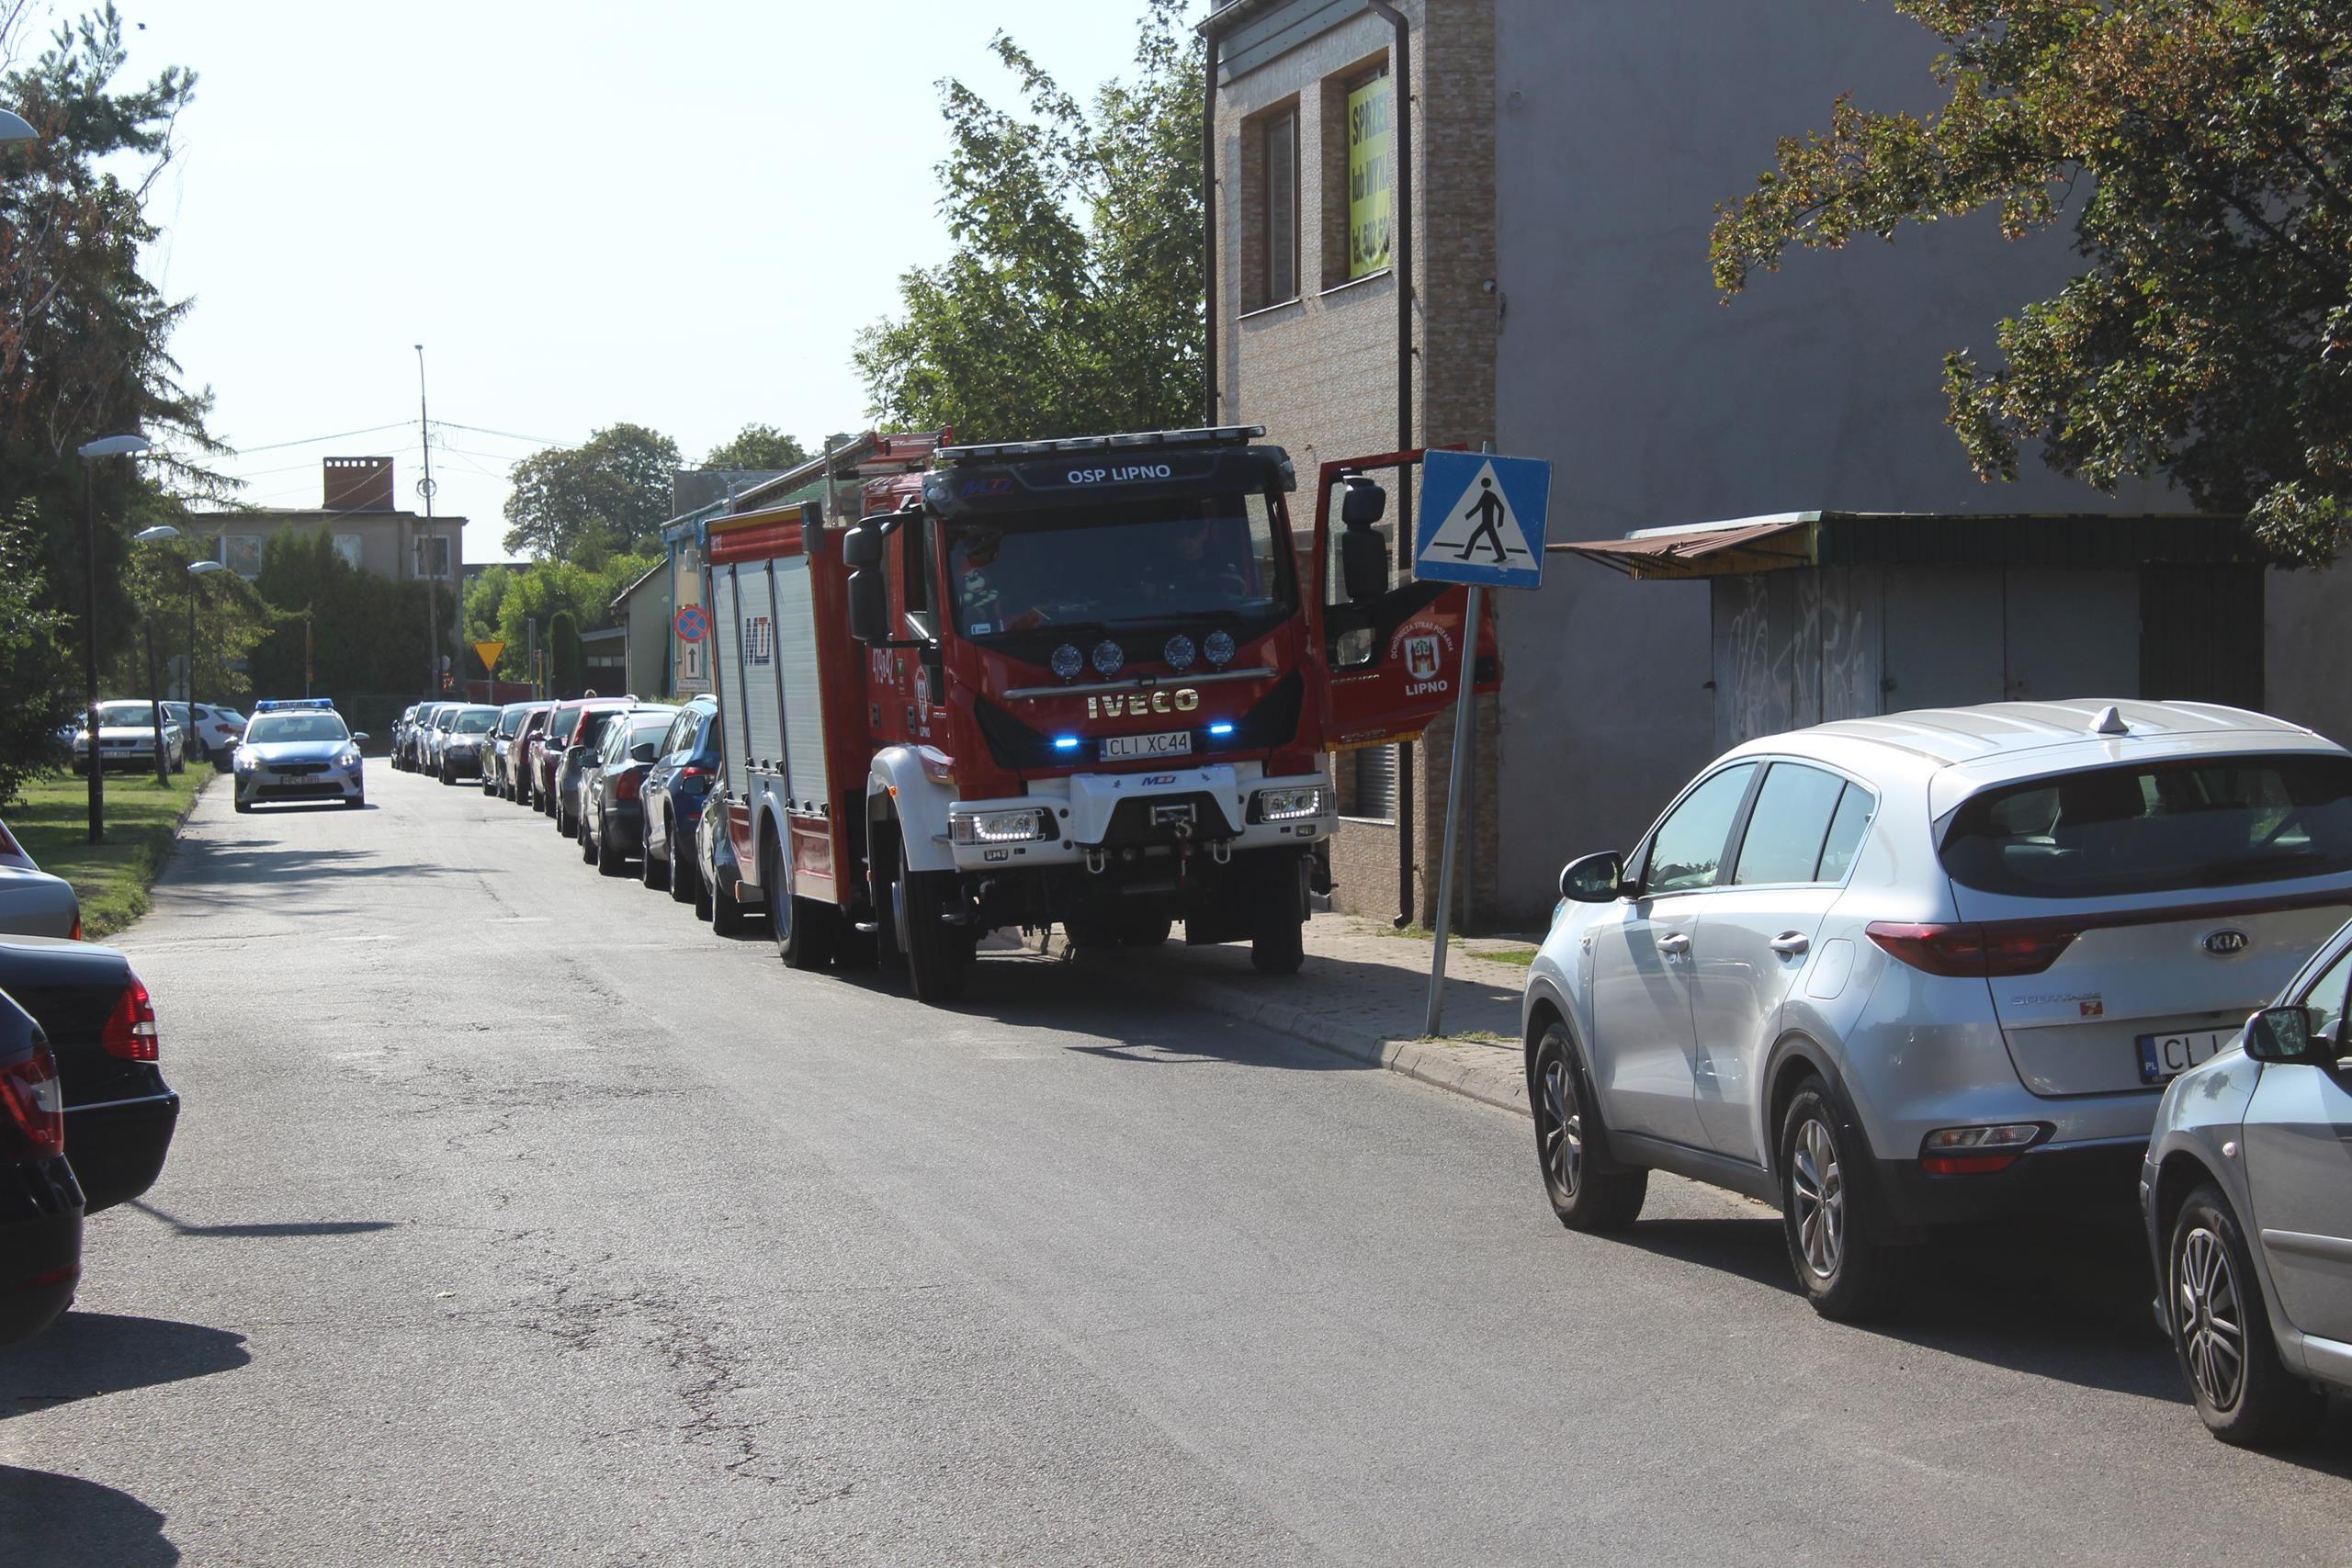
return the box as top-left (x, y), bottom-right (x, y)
top-left (120, 2), bottom-right (1193, 561)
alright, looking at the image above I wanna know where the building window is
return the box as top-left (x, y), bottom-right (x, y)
top-left (332, 533), bottom-right (363, 571)
top-left (221, 534), bottom-right (264, 580)
top-left (1346, 68), bottom-right (1394, 281)
top-left (414, 534), bottom-right (451, 579)
top-left (1262, 107), bottom-right (1299, 304)
top-left (1342, 744), bottom-right (1398, 823)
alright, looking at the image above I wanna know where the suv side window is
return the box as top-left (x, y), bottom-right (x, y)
top-left (1732, 763), bottom-right (1850, 886)
top-left (1640, 762), bottom-right (1758, 896)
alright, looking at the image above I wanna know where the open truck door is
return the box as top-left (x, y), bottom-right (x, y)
top-left (1311, 451), bottom-right (1501, 750)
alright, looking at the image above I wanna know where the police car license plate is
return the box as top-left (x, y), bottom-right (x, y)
top-left (1102, 730), bottom-right (1192, 761)
top-left (2137, 1030), bottom-right (2231, 1085)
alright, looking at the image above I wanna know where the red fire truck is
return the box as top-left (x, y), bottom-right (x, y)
top-left (705, 424), bottom-right (1492, 1002)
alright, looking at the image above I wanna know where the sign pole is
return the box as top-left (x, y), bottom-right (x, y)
top-left (1423, 583), bottom-right (1482, 1038)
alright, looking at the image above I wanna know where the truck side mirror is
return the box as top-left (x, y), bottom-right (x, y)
top-left (847, 567), bottom-right (889, 645)
top-left (842, 525), bottom-right (884, 570)
top-left (1340, 525), bottom-right (1390, 604)
top-left (1340, 475), bottom-right (1387, 527)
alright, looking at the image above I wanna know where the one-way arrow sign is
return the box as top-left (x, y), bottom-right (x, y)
top-left (1414, 449), bottom-right (1551, 591)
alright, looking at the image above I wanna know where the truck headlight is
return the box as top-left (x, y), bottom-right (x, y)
top-left (950, 807), bottom-right (1053, 846)
top-left (1251, 785), bottom-right (1329, 823)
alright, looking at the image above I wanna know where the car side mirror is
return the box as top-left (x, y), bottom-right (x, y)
top-left (847, 566), bottom-right (889, 645)
top-left (842, 523), bottom-right (885, 570)
top-left (1340, 525), bottom-right (1390, 604)
top-left (1559, 851), bottom-right (1627, 903)
top-left (2244, 1004), bottom-right (2319, 1064)
top-left (630, 741), bottom-right (659, 763)
top-left (351, 733), bottom-right (370, 744)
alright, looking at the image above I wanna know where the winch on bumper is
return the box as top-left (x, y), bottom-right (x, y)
top-left (942, 763), bottom-right (1333, 872)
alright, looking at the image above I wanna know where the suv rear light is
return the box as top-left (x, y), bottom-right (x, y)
top-left (1920, 1122), bottom-right (2044, 1175)
top-left (1866, 921), bottom-right (2078, 978)
top-left (615, 772), bottom-right (642, 803)
top-left (0, 1046), bottom-right (64, 1158)
top-left (100, 974), bottom-right (159, 1062)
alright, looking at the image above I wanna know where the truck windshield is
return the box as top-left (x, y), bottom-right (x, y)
top-left (945, 494), bottom-right (1291, 639)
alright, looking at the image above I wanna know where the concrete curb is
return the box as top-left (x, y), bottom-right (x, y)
top-left (1159, 970), bottom-right (1532, 1119)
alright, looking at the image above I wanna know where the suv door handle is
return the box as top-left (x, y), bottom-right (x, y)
top-left (1656, 932), bottom-right (1690, 955)
top-left (1770, 932), bottom-right (1810, 956)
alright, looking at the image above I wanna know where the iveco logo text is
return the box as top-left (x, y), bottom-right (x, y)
top-left (2202, 929), bottom-right (2251, 956)
top-left (1068, 465), bottom-right (1172, 484)
top-left (1087, 689), bottom-right (1199, 718)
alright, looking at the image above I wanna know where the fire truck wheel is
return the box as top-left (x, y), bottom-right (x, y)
top-left (1249, 856), bottom-right (1307, 976)
top-left (896, 869), bottom-right (968, 1003)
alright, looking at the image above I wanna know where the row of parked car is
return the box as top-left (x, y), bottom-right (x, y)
top-left (390, 695), bottom-right (741, 921)
top-left (0, 811), bottom-right (177, 1348)
top-left (1523, 698), bottom-right (2352, 1446)
top-left (64, 700), bottom-right (249, 773)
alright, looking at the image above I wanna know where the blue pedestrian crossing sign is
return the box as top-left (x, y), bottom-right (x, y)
top-left (1414, 449), bottom-right (1552, 590)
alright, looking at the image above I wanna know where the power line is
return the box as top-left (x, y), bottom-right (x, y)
top-left (432, 420), bottom-right (571, 446)
top-left (227, 421), bottom-right (415, 455)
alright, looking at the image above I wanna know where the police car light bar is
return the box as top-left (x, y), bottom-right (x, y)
top-left (938, 425), bottom-right (1267, 464)
top-left (254, 698), bottom-right (336, 713)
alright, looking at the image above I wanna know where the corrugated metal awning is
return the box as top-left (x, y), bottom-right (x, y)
top-left (1550, 515), bottom-right (1817, 581)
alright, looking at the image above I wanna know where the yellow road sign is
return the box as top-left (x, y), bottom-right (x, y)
top-left (472, 639), bottom-right (506, 674)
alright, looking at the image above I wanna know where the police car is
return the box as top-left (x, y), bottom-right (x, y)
top-left (232, 700), bottom-right (368, 814)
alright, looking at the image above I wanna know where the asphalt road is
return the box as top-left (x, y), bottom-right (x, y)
top-left (2, 763), bottom-right (2346, 1565)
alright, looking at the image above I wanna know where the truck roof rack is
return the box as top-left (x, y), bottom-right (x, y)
top-left (937, 425), bottom-right (1268, 464)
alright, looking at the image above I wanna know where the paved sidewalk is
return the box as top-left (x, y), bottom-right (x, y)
top-left (1080, 913), bottom-right (1539, 1116)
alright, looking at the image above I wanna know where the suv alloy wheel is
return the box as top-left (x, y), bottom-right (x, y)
top-left (1777, 1078), bottom-right (1905, 1321)
top-left (1530, 1021), bottom-right (1645, 1230)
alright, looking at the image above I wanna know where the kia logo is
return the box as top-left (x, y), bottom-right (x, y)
top-left (2202, 929), bottom-right (2251, 956)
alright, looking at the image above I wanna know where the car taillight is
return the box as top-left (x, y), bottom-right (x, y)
top-left (100, 974), bottom-right (159, 1062)
top-left (679, 767), bottom-right (710, 780)
top-left (1866, 921), bottom-right (2077, 978)
top-left (0, 1046), bottom-right (64, 1158)
top-left (615, 772), bottom-right (641, 802)
top-left (1920, 1122), bottom-right (2043, 1175)
top-left (68, 915), bottom-right (82, 942)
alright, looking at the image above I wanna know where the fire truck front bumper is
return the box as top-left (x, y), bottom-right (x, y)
top-left (944, 764), bottom-right (1335, 873)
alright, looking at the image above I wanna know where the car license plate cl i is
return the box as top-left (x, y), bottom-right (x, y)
top-left (2138, 1030), bottom-right (2231, 1084)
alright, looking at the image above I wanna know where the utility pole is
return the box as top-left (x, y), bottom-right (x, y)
top-left (415, 344), bottom-right (440, 696)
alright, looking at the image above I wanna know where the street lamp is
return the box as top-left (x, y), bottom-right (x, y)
top-left (77, 434), bottom-right (151, 843)
top-left (130, 524), bottom-right (179, 784)
top-left (188, 560), bottom-right (224, 738)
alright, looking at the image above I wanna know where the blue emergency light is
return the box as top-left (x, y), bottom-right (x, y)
top-left (254, 698), bottom-right (335, 713)
top-left (1052, 737), bottom-right (1080, 751)
top-left (1207, 723), bottom-right (1235, 738)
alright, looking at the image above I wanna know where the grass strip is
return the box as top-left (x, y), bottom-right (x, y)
top-left (8, 767), bottom-right (212, 940)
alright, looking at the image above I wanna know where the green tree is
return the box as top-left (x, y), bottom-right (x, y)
top-left (501, 423), bottom-right (680, 565)
top-left (485, 554), bottom-right (653, 681)
top-left (248, 531), bottom-right (449, 701)
top-left (546, 610), bottom-right (581, 698)
top-left (464, 562), bottom-right (513, 644)
top-left (854, 0), bottom-right (1204, 441)
top-left (702, 423), bottom-right (809, 472)
top-left (0, 7), bottom-right (223, 695)
top-left (1711, 1), bottom-right (2352, 564)
top-left (0, 505), bottom-right (78, 805)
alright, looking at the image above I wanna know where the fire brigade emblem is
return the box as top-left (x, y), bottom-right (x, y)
top-left (1404, 634), bottom-right (1442, 682)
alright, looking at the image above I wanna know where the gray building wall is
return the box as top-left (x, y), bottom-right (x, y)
top-left (1486, 0), bottom-right (2180, 919)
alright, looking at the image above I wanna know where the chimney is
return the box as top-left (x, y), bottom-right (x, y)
top-left (322, 456), bottom-right (395, 512)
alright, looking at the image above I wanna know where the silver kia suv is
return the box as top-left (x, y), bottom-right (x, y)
top-left (1523, 700), bottom-right (2352, 1320)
